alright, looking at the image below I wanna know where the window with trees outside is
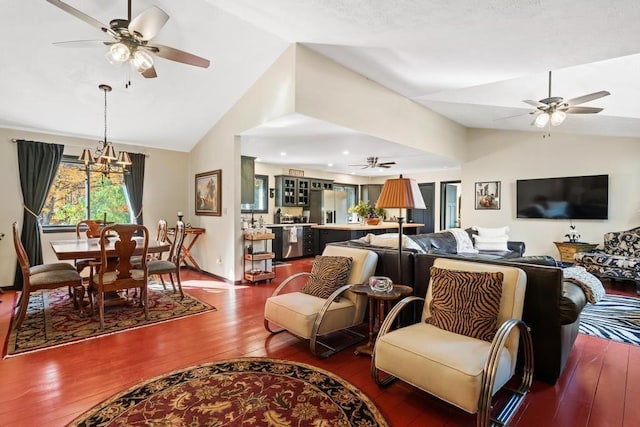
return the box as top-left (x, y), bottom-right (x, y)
top-left (41, 155), bottom-right (133, 229)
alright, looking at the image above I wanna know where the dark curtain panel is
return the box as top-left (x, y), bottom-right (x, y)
top-left (123, 152), bottom-right (146, 225)
top-left (14, 140), bottom-right (64, 289)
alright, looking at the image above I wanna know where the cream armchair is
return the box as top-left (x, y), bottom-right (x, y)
top-left (371, 258), bottom-right (534, 427)
top-left (264, 245), bottom-right (378, 357)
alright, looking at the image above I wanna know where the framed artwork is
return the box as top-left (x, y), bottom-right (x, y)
top-left (475, 181), bottom-right (501, 210)
top-left (195, 170), bottom-right (222, 216)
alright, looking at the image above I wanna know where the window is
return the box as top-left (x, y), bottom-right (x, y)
top-left (41, 155), bottom-right (132, 229)
top-left (241, 174), bottom-right (268, 214)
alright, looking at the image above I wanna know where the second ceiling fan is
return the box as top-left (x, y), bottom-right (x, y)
top-left (523, 71), bottom-right (610, 129)
top-left (46, 0), bottom-right (210, 79)
top-left (349, 157), bottom-right (396, 169)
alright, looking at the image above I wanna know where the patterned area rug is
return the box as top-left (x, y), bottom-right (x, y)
top-left (5, 283), bottom-right (215, 356)
top-left (68, 357), bottom-right (388, 426)
top-left (579, 294), bottom-right (640, 346)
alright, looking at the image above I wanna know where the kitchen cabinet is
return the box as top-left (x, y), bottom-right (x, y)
top-left (240, 156), bottom-right (255, 205)
top-left (272, 227), bottom-right (283, 261)
top-left (361, 184), bottom-right (383, 205)
top-left (303, 226), bottom-right (315, 256)
top-left (275, 175), bottom-right (310, 207)
top-left (310, 179), bottom-right (333, 190)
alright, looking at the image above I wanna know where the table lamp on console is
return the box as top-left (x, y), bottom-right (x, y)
top-left (375, 175), bottom-right (426, 286)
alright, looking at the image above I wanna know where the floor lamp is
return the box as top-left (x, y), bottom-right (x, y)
top-left (375, 175), bottom-right (426, 285)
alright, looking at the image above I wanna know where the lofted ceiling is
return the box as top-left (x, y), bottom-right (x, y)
top-left (2, 1), bottom-right (639, 176)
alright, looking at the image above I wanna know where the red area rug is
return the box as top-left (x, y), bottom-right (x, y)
top-left (68, 357), bottom-right (388, 426)
top-left (5, 284), bottom-right (215, 356)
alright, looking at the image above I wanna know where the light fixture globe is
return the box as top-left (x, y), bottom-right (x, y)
top-left (551, 110), bottom-right (567, 126)
top-left (105, 42), bottom-right (130, 64)
top-left (534, 112), bottom-right (550, 128)
top-left (132, 49), bottom-right (153, 72)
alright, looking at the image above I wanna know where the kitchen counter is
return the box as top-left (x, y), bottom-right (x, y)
top-left (311, 222), bottom-right (423, 231)
top-left (265, 223), bottom-right (317, 228)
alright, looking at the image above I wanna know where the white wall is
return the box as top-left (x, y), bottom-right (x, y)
top-left (462, 128), bottom-right (640, 257)
top-left (0, 127), bottom-right (189, 287)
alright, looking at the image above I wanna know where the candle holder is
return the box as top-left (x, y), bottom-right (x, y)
top-left (177, 212), bottom-right (184, 222)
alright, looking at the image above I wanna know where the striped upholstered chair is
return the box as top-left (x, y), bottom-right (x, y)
top-left (371, 258), bottom-right (534, 427)
top-left (264, 245), bottom-right (378, 357)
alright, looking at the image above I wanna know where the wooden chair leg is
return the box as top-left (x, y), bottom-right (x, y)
top-left (13, 290), bottom-right (31, 330)
top-left (98, 292), bottom-right (105, 330)
top-left (169, 273), bottom-right (177, 293)
top-left (175, 271), bottom-right (184, 299)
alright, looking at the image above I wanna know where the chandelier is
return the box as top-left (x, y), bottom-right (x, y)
top-left (79, 84), bottom-right (132, 175)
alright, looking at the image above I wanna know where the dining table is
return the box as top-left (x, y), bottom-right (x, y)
top-left (51, 236), bottom-right (171, 311)
top-left (50, 236), bottom-right (170, 261)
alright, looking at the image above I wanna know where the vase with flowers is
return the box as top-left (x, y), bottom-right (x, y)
top-left (348, 200), bottom-right (385, 225)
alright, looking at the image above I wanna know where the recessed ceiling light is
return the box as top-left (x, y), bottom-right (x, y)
top-left (327, 163), bottom-right (333, 167)
top-left (280, 152), bottom-right (286, 156)
top-left (343, 150), bottom-right (349, 155)
top-left (255, 157), bottom-right (261, 162)
top-left (351, 172), bottom-right (355, 175)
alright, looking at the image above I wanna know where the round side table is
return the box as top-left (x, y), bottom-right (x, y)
top-left (351, 283), bottom-right (413, 356)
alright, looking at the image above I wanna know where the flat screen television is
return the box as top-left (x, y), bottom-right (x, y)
top-left (516, 174), bottom-right (609, 220)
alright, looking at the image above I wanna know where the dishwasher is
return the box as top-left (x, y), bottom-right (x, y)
top-left (282, 225), bottom-right (304, 259)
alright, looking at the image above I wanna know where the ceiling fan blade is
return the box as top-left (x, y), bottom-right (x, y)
top-left (523, 99), bottom-right (546, 108)
top-left (53, 40), bottom-right (111, 48)
top-left (563, 106), bottom-right (603, 114)
top-left (141, 66), bottom-right (158, 79)
top-left (128, 6), bottom-right (170, 41)
top-left (378, 161), bottom-right (396, 166)
top-left (46, 0), bottom-right (115, 37)
top-left (145, 44), bottom-right (210, 68)
top-left (493, 112), bottom-right (533, 121)
top-left (564, 91), bottom-right (610, 106)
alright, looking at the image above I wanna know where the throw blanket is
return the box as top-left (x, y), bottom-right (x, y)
top-left (447, 228), bottom-right (479, 254)
top-left (563, 266), bottom-right (605, 304)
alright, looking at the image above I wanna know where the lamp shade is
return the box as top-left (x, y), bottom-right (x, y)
top-left (376, 175), bottom-right (426, 209)
top-left (79, 148), bottom-right (95, 165)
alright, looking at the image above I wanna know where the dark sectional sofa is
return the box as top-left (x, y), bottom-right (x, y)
top-left (329, 230), bottom-right (588, 384)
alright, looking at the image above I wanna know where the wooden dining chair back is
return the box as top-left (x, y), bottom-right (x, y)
top-left (74, 220), bottom-right (103, 275)
top-left (89, 223), bottom-right (150, 329)
top-left (12, 222), bottom-right (82, 329)
top-left (75, 220), bottom-right (101, 238)
top-left (147, 221), bottom-right (186, 298)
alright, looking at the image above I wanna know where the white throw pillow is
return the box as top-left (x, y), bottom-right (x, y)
top-left (473, 235), bottom-right (509, 251)
top-left (473, 226), bottom-right (510, 237)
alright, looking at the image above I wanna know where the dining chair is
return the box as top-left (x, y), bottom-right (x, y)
top-left (147, 220), bottom-right (186, 297)
top-left (88, 223), bottom-right (150, 329)
top-left (12, 222), bottom-right (83, 329)
top-left (74, 219), bottom-right (102, 276)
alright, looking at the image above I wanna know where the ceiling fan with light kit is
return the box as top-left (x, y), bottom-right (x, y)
top-left (349, 156), bottom-right (396, 169)
top-left (522, 70), bottom-right (610, 134)
top-left (46, 0), bottom-right (210, 79)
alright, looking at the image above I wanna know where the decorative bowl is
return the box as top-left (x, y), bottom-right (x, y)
top-left (369, 276), bottom-right (393, 292)
top-left (365, 217), bottom-right (382, 226)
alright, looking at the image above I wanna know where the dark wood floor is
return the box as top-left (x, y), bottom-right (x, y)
top-left (1, 259), bottom-right (639, 426)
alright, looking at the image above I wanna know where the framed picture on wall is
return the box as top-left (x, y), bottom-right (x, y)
top-left (475, 181), bottom-right (500, 210)
top-left (195, 170), bottom-right (222, 216)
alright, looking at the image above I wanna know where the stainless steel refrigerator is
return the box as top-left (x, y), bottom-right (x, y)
top-left (309, 190), bottom-right (348, 224)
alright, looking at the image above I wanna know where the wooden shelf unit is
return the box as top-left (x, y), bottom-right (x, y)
top-left (243, 232), bottom-right (275, 283)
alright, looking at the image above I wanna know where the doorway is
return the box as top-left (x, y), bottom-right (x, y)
top-left (407, 182), bottom-right (435, 233)
top-left (440, 181), bottom-right (461, 230)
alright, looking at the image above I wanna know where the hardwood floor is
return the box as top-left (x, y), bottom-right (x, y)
top-left (1, 260), bottom-right (639, 426)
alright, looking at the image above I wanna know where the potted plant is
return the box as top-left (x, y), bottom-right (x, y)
top-left (348, 201), bottom-right (385, 225)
